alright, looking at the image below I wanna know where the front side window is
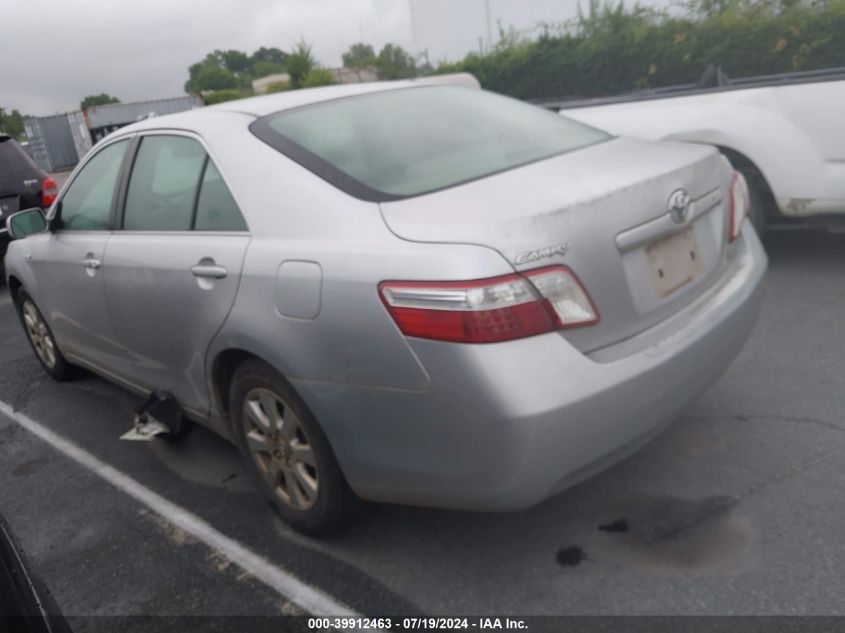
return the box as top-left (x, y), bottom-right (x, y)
top-left (123, 136), bottom-right (205, 231)
top-left (59, 140), bottom-right (128, 231)
top-left (250, 86), bottom-right (611, 201)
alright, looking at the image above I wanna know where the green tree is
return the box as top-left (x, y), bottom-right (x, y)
top-left (189, 63), bottom-right (239, 92)
top-left (217, 49), bottom-right (252, 75)
top-left (433, 0), bottom-right (845, 100)
top-left (376, 44), bottom-right (417, 79)
top-left (286, 40), bottom-right (317, 88)
top-left (250, 46), bottom-right (287, 66)
top-left (342, 43), bottom-right (377, 69)
top-left (202, 89), bottom-right (251, 105)
top-left (185, 49), bottom-right (265, 93)
top-left (416, 49), bottom-right (434, 76)
top-left (252, 60), bottom-right (287, 78)
top-left (0, 107), bottom-right (26, 139)
top-left (302, 68), bottom-right (336, 87)
top-left (265, 80), bottom-right (291, 94)
top-left (185, 55), bottom-right (240, 93)
top-left (80, 93), bottom-right (120, 109)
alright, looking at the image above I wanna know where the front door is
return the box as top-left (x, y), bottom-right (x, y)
top-left (30, 138), bottom-right (133, 376)
top-left (103, 134), bottom-right (250, 413)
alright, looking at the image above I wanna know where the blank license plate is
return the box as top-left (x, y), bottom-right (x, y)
top-left (646, 228), bottom-right (701, 297)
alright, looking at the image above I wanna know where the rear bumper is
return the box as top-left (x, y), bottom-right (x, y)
top-left (294, 225), bottom-right (768, 510)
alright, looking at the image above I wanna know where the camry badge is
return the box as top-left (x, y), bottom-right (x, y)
top-left (668, 189), bottom-right (692, 224)
top-left (514, 242), bottom-right (571, 265)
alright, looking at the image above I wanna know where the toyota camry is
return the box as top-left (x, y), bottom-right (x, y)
top-left (4, 75), bottom-right (767, 535)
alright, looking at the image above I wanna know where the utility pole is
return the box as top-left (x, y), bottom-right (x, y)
top-left (409, 0), bottom-right (419, 58)
top-left (484, 0), bottom-right (493, 53)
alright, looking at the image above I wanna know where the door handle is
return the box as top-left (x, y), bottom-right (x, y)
top-left (82, 257), bottom-right (102, 270)
top-left (190, 263), bottom-right (227, 279)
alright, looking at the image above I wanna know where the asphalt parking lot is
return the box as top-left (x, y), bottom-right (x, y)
top-left (1, 230), bottom-right (844, 620)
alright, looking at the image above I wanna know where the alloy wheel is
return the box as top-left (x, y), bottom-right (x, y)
top-left (242, 387), bottom-right (319, 510)
top-left (22, 300), bottom-right (56, 369)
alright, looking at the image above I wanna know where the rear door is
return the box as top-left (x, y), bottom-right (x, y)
top-left (103, 133), bottom-right (249, 414)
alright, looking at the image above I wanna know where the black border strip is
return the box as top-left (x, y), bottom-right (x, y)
top-left (112, 136), bottom-right (140, 231)
top-left (249, 115), bottom-right (405, 203)
top-left (189, 155), bottom-right (210, 230)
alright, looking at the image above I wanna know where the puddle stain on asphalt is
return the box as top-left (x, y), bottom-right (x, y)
top-left (596, 494), bottom-right (747, 572)
top-left (556, 545), bottom-right (587, 567)
top-left (597, 519), bottom-right (629, 533)
top-left (147, 429), bottom-right (252, 492)
top-left (12, 457), bottom-right (48, 477)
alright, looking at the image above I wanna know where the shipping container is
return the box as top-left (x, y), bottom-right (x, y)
top-left (86, 95), bottom-right (203, 141)
top-left (23, 113), bottom-right (80, 172)
top-left (24, 95), bottom-right (203, 171)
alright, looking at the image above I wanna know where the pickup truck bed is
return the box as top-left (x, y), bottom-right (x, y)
top-left (545, 67), bottom-right (845, 230)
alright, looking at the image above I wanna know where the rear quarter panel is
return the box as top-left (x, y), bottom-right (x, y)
top-left (201, 129), bottom-right (514, 406)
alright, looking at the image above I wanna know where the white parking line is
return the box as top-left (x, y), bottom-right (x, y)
top-left (0, 399), bottom-right (358, 618)
top-left (0, 294), bottom-right (13, 307)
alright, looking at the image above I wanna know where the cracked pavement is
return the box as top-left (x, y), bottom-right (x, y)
top-left (0, 230), bottom-right (844, 617)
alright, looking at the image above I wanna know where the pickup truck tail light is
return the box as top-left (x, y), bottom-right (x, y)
top-left (728, 171), bottom-right (749, 242)
top-left (379, 266), bottom-right (598, 344)
top-left (41, 177), bottom-right (58, 208)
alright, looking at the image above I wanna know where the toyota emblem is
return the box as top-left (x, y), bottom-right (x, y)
top-left (667, 189), bottom-right (692, 224)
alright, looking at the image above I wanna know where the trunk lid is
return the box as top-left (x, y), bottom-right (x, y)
top-left (380, 136), bottom-right (733, 353)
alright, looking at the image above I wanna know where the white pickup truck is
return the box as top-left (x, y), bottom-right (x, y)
top-left (553, 66), bottom-right (845, 232)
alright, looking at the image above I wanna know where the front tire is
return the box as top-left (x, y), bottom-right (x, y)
top-left (229, 359), bottom-right (356, 536)
top-left (16, 290), bottom-right (74, 381)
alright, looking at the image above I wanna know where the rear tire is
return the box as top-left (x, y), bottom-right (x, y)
top-left (720, 149), bottom-right (770, 236)
top-left (15, 290), bottom-right (74, 382)
top-left (229, 359), bottom-right (356, 537)
top-left (746, 177), bottom-right (767, 236)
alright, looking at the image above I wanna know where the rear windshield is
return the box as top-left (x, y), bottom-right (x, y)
top-left (0, 137), bottom-right (38, 176)
top-left (0, 137), bottom-right (41, 194)
top-left (250, 86), bottom-right (610, 201)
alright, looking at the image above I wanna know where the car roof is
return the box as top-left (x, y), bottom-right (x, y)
top-left (207, 79), bottom-right (416, 117)
top-left (117, 73), bottom-right (481, 135)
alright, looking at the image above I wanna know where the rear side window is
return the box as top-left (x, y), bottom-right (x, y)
top-left (59, 140), bottom-right (128, 231)
top-left (122, 135), bottom-right (248, 232)
top-left (124, 136), bottom-right (205, 231)
top-left (194, 161), bottom-right (248, 231)
top-left (250, 86), bottom-right (610, 201)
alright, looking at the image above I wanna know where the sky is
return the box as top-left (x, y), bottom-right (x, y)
top-left (2, 0), bottom-right (592, 116)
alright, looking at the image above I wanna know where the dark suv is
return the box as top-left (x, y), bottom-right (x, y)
top-left (0, 135), bottom-right (56, 259)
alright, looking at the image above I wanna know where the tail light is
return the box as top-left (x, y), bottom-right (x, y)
top-left (728, 171), bottom-right (749, 242)
top-left (379, 265), bottom-right (599, 344)
top-left (41, 177), bottom-right (58, 208)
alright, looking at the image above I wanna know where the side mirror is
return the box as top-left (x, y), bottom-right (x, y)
top-left (6, 208), bottom-right (48, 239)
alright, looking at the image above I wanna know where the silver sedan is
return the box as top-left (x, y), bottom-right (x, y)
top-left (4, 76), bottom-right (767, 535)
